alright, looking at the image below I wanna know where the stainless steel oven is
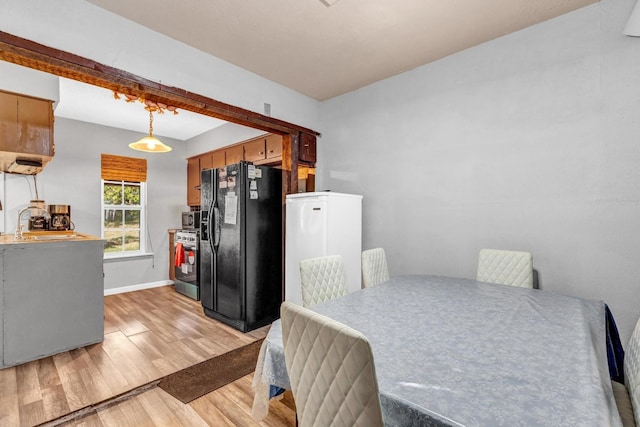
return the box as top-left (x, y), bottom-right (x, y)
top-left (174, 229), bottom-right (200, 300)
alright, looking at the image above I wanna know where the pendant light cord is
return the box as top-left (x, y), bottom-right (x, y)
top-left (148, 109), bottom-right (154, 137)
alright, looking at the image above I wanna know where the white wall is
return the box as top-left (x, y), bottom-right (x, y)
top-left (3, 118), bottom-right (186, 291)
top-left (318, 0), bottom-right (640, 343)
top-left (0, 61), bottom-right (59, 104)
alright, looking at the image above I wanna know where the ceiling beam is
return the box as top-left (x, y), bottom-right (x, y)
top-left (0, 30), bottom-right (320, 137)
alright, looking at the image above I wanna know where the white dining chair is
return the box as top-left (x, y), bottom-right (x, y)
top-left (613, 316), bottom-right (640, 426)
top-left (476, 248), bottom-right (533, 288)
top-left (280, 301), bottom-right (384, 427)
top-left (361, 248), bottom-right (390, 288)
top-left (299, 255), bottom-right (348, 308)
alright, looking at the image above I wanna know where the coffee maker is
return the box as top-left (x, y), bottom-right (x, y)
top-left (27, 200), bottom-right (48, 230)
top-left (48, 205), bottom-right (71, 231)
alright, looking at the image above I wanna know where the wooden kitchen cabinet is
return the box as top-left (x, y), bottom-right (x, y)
top-left (187, 157), bottom-right (201, 206)
top-left (225, 144), bottom-right (244, 165)
top-left (0, 90), bottom-right (54, 157)
top-left (265, 134), bottom-right (282, 160)
top-left (212, 150), bottom-right (225, 168)
top-left (200, 153), bottom-right (213, 170)
top-left (244, 134), bottom-right (283, 164)
top-left (244, 137), bottom-right (266, 162)
top-left (299, 133), bottom-right (316, 163)
top-left (0, 91), bottom-right (18, 147)
top-left (168, 230), bottom-right (176, 281)
top-left (186, 132), bottom-right (308, 205)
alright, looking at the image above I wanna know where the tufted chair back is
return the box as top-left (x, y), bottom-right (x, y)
top-left (476, 248), bottom-right (533, 288)
top-left (299, 255), bottom-right (348, 308)
top-left (361, 248), bottom-right (390, 288)
top-left (281, 301), bottom-right (384, 427)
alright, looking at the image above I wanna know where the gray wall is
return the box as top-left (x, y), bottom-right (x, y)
top-left (317, 0), bottom-right (640, 343)
top-left (4, 118), bottom-right (186, 290)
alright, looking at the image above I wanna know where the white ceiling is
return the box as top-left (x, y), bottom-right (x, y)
top-left (56, 0), bottom-right (598, 140)
top-left (85, 0), bottom-right (597, 101)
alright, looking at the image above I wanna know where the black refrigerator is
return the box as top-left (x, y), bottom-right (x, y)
top-left (199, 161), bottom-right (282, 332)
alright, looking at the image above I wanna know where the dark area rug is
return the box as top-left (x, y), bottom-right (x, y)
top-left (158, 338), bottom-right (264, 403)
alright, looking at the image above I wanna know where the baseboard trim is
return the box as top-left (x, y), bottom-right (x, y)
top-left (104, 280), bottom-right (174, 296)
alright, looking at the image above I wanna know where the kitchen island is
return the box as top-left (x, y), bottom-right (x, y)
top-left (0, 232), bottom-right (105, 369)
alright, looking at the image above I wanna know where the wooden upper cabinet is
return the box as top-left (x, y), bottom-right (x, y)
top-left (187, 157), bottom-right (201, 206)
top-left (200, 152), bottom-right (213, 170)
top-left (18, 96), bottom-right (54, 156)
top-left (225, 144), bottom-right (244, 165)
top-left (186, 132), bottom-right (303, 205)
top-left (0, 91), bottom-right (18, 147)
top-left (265, 134), bottom-right (282, 160)
top-left (299, 133), bottom-right (316, 163)
top-left (244, 138), bottom-right (266, 162)
top-left (0, 90), bottom-right (54, 157)
top-left (212, 150), bottom-right (225, 168)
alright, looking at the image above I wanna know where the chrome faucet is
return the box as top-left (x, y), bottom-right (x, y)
top-left (15, 205), bottom-right (49, 240)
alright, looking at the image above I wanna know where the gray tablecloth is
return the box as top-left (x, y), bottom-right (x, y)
top-left (252, 275), bottom-right (622, 426)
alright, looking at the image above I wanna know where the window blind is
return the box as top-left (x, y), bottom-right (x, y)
top-left (101, 154), bottom-right (147, 182)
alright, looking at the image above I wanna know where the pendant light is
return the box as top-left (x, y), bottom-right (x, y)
top-left (129, 109), bottom-right (172, 153)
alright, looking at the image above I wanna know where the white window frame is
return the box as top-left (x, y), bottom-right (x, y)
top-left (101, 180), bottom-right (147, 259)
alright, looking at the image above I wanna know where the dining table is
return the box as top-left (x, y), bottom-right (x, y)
top-left (251, 275), bottom-right (622, 426)
top-left (252, 275), bottom-right (621, 427)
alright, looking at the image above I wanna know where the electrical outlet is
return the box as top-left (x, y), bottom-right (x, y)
top-left (264, 103), bottom-right (271, 116)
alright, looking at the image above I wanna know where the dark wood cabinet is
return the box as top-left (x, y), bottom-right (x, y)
top-left (299, 133), bottom-right (316, 163)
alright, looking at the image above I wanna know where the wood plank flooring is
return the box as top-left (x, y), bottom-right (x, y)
top-left (0, 285), bottom-right (294, 426)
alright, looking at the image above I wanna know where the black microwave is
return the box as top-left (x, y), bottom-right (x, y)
top-left (181, 211), bottom-right (200, 229)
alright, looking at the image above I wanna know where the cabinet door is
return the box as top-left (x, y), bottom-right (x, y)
top-left (244, 138), bottom-right (266, 162)
top-left (265, 134), bottom-right (282, 159)
top-left (225, 145), bottom-right (244, 165)
top-left (200, 153), bottom-right (213, 170)
top-left (17, 96), bottom-right (53, 156)
top-left (212, 150), bottom-right (225, 168)
top-left (168, 231), bottom-right (176, 281)
top-left (0, 92), bottom-right (18, 151)
top-left (299, 133), bottom-right (316, 163)
top-left (187, 157), bottom-right (201, 206)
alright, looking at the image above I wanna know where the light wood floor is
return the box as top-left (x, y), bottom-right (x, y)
top-left (0, 285), bottom-right (295, 427)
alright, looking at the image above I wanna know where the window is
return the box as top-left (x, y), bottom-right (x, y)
top-left (102, 180), bottom-right (146, 255)
top-left (101, 154), bottom-right (148, 257)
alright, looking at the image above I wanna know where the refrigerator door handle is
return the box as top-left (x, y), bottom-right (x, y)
top-left (213, 205), bottom-right (221, 248)
top-left (206, 206), bottom-right (214, 252)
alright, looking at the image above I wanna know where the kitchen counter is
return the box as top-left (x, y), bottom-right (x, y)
top-left (0, 231), bottom-right (105, 369)
top-left (0, 230), bottom-right (102, 245)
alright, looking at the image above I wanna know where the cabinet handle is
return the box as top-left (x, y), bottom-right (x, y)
top-left (195, 185), bottom-right (201, 190)
top-left (269, 150), bottom-right (274, 153)
top-left (259, 151), bottom-right (264, 155)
